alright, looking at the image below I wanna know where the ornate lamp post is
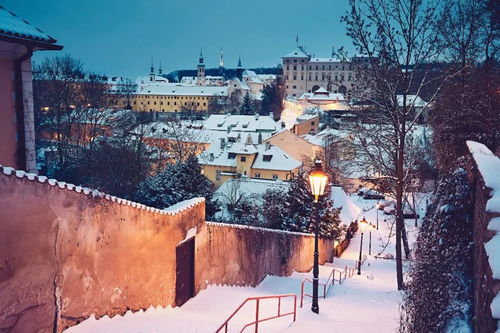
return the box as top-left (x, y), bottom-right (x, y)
top-left (357, 217), bottom-right (368, 275)
top-left (308, 160), bottom-right (329, 314)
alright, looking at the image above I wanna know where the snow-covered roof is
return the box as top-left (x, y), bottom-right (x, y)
top-left (214, 178), bottom-right (290, 205)
top-left (136, 84), bottom-right (228, 97)
top-left (243, 70), bottom-right (263, 84)
top-left (396, 95), bottom-right (428, 108)
top-left (0, 165), bottom-right (204, 216)
top-left (204, 114), bottom-right (277, 132)
top-left (298, 91), bottom-right (345, 102)
top-left (199, 141), bottom-right (301, 171)
top-left (296, 114), bottom-right (318, 122)
top-left (0, 5), bottom-right (59, 46)
top-left (309, 57), bottom-right (343, 63)
top-left (252, 144), bottom-right (302, 171)
top-left (302, 128), bottom-right (351, 147)
top-left (283, 46), bottom-right (309, 58)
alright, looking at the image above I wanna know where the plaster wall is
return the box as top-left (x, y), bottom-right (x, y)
top-left (195, 222), bottom-right (334, 290)
top-left (0, 170), bottom-right (205, 332)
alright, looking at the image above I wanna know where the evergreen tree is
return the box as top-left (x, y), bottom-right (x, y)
top-left (132, 155), bottom-right (216, 216)
top-left (263, 169), bottom-right (344, 238)
top-left (240, 92), bottom-right (255, 115)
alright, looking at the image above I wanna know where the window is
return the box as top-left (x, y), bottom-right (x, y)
top-left (263, 155), bottom-right (272, 162)
top-left (293, 75), bottom-right (297, 80)
top-left (272, 174), bottom-right (279, 180)
top-left (311, 121), bottom-right (315, 125)
top-left (240, 156), bottom-right (246, 162)
top-left (293, 65), bottom-right (297, 70)
top-left (293, 85), bottom-right (296, 89)
top-left (255, 173), bottom-right (261, 178)
top-left (228, 153), bottom-right (236, 159)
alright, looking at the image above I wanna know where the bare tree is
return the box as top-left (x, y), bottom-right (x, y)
top-left (341, 0), bottom-right (458, 290)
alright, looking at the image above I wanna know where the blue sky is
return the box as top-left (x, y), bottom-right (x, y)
top-left (3, 0), bottom-right (353, 78)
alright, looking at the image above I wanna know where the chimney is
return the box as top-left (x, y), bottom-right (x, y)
top-left (258, 132), bottom-right (263, 145)
top-left (265, 141), bottom-right (271, 151)
top-left (269, 112), bottom-right (274, 119)
top-left (220, 138), bottom-right (226, 149)
top-left (209, 153), bottom-right (214, 161)
top-left (255, 113), bottom-right (259, 120)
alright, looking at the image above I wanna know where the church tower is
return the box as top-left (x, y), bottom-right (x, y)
top-left (219, 48), bottom-right (224, 69)
top-left (197, 49), bottom-right (206, 86)
top-left (158, 60), bottom-right (162, 75)
top-left (150, 58), bottom-right (155, 82)
top-left (236, 56), bottom-right (244, 81)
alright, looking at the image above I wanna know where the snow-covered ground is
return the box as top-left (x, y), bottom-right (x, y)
top-left (66, 189), bottom-right (426, 333)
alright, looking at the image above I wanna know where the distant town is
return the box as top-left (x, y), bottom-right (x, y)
top-left (0, 1), bottom-right (498, 333)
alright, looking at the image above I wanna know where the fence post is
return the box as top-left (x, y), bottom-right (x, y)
top-left (293, 295), bottom-right (297, 322)
top-left (255, 299), bottom-right (259, 333)
top-left (300, 281), bottom-right (304, 308)
top-left (278, 297), bottom-right (281, 316)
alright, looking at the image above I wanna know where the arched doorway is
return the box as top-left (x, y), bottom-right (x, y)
top-left (338, 85), bottom-right (347, 95)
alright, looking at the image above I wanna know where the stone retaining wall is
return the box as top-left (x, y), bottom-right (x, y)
top-left (195, 222), bottom-right (334, 290)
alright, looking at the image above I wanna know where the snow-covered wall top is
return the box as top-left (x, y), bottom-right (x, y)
top-left (467, 141), bottom-right (500, 320)
top-left (467, 141), bottom-right (500, 214)
top-left (206, 221), bottom-right (315, 237)
top-left (0, 165), bottom-right (204, 217)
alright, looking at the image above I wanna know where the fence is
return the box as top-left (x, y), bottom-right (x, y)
top-left (215, 294), bottom-right (297, 333)
top-left (300, 259), bottom-right (361, 308)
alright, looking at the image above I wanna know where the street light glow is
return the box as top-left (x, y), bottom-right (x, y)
top-left (309, 160), bottom-right (329, 202)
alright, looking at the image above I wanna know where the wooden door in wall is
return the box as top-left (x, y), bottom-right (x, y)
top-left (175, 236), bottom-right (195, 306)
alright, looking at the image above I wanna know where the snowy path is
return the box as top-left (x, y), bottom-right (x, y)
top-left (66, 192), bottom-right (420, 333)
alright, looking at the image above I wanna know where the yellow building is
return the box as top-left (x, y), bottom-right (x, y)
top-left (128, 85), bottom-right (230, 113)
top-left (199, 137), bottom-right (302, 188)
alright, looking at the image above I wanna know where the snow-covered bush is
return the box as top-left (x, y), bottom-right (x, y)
top-left (400, 164), bottom-right (473, 333)
top-left (132, 155), bottom-right (217, 217)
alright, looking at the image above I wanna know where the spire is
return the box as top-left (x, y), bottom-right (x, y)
top-left (219, 47), bottom-right (224, 68)
top-left (150, 57), bottom-right (154, 74)
top-left (159, 60), bottom-right (162, 75)
top-left (296, 34), bottom-right (299, 45)
top-left (331, 45), bottom-right (335, 58)
top-left (236, 55), bottom-right (244, 80)
top-left (198, 48), bottom-right (204, 64)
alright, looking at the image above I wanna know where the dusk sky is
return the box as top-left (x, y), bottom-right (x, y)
top-left (4, 0), bottom-right (354, 78)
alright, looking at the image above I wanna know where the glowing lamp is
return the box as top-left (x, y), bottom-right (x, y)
top-left (308, 160), bottom-right (329, 202)
top-left (359, 217), bottom-right (369, 232)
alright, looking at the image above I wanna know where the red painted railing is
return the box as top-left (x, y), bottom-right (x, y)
top-left (215, 294), bottom-right (297, 333)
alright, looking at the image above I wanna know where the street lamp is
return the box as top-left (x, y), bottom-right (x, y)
top-left (375, 202), bottom-right (380, 230)
top-left (308, 160), bottom-right (329, 314)
top-left (369, 222), bottom-right (375, 256)
top-left (357, 217), bottom-right (368, 275)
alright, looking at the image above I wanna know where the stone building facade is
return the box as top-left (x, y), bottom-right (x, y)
top-left (282, 45), bottom-right (370, 99)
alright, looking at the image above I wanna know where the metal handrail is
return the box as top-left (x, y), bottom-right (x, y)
top-left (215, 294), bottom-right (297, 333)
top-left (300, 260), bottom-right (362, 307)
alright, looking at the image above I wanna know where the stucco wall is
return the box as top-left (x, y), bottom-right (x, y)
top-left (195, 222), bottom-right (334, 290)
top-left (1, 166), bottom-right (336, 333)
top-left (0, 168), bottom-right (205, 332)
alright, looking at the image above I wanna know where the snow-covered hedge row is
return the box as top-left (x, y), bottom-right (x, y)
top-left (400, 165), bottom-right (473, 333)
